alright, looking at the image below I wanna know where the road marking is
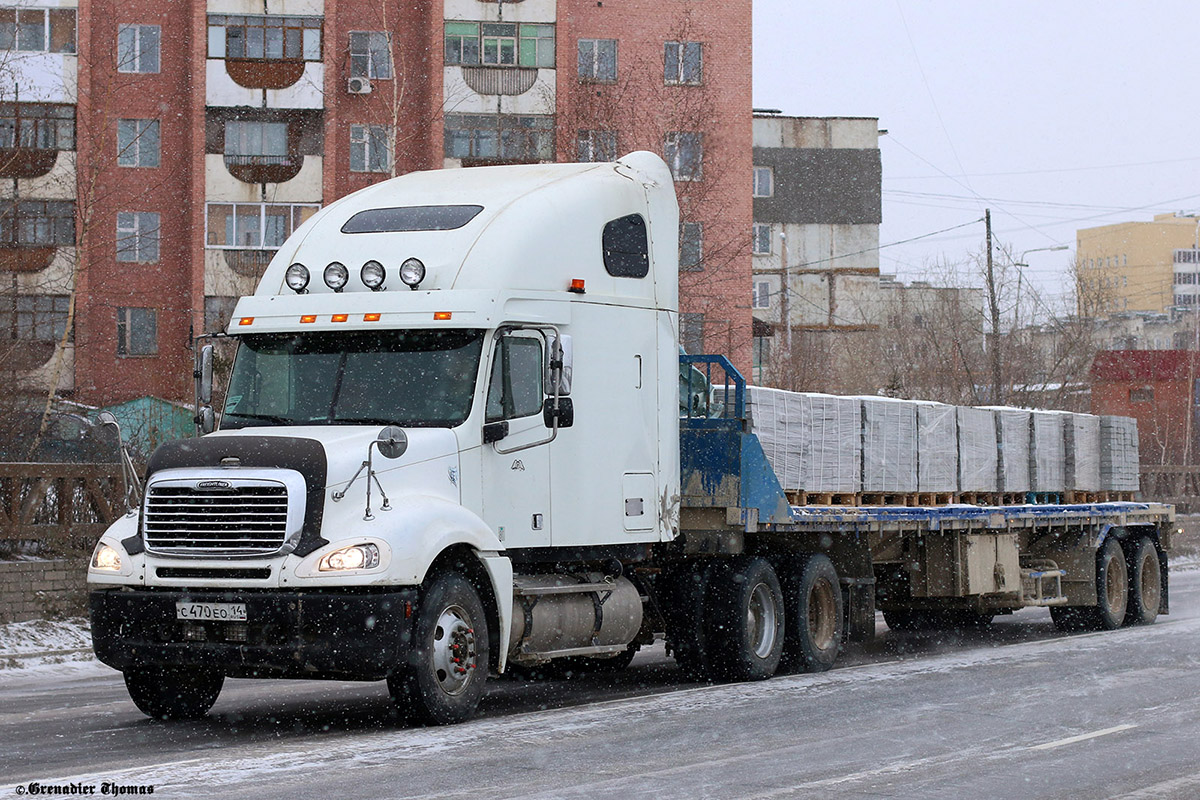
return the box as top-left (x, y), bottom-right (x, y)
top-left (1029, 723), bottom-right (1137, 751)
top-left (1107, 771), bottom-right (1200, 799)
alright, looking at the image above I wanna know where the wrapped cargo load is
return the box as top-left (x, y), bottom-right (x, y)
top-left (742, 386), bottom-right (805, 491)
top-left (1100, 415), bottom-right (1140, 491)
top-left (956, 406), bottom-right (999, 492)
top-left (1060, 412), bottom-right (1101, 492)
top-left (1029, 410), bottom-right (1066, 492)
top-left (915, 401), bottom-right (957, 493)
top-left (981, 407), bottom-right (1031, 494)
top-left (858, 397), bottom-right (918, 494)
top-left (803, 393), bottom-right (862, 494)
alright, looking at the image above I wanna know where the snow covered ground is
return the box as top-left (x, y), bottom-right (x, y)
top-left (0, 617), bottom-right (93, 672)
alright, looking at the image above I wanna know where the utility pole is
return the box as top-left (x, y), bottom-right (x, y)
top-left (984, 209), bottom-right (1003, 405)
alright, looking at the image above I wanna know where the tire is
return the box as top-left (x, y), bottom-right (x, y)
top-left (124, 667), bottom-right (224, 720)
top-left (780, 554), bottom-right (843, 672)
top-left (705, 557), bottom-right (785, 681)
top-left (1050, 536), bottom-right (1129, 632)
top-left (1125, 537), bottom-right (1161, 626)
top-left (388, 572), bottom-right (489, 726)
top-left (661, 562), bottom-right (715, 680)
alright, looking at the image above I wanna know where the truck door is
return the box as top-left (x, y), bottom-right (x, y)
top-left (480, 330), bottom-right (552, 549)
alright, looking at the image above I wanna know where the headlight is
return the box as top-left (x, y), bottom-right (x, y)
top-left (318, 543), bottom-right (380, 572)
top-left (324, 261), bottom-right (349, 292)
top-left (285, 263), bottom-right (310, 293)
top-left (360, 260), bottom-right (386, 291)
top-left (91, 542), bottom-right (122, 571)
top-left (399, 258), bottom-right (425, 289)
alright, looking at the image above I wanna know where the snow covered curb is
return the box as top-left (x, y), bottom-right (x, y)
top-left (0, 617), bottom-right (94, 670)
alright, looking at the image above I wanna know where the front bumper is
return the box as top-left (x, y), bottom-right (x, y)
top-left (90, 587), bottom-right (418, 680)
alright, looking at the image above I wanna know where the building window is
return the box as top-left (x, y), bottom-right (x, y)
top-left (753, 166), bottom-right (773, 198)
top-left (680, 221), bottom-right (703, 271)
top-left (350, 124), bottom-right (390, 173)
top-left (116, 212), bottom-right (160, 263)
top-left (752, 223), bottom-right (772, 255)
top-left (0, 103), bottom-right (74, 150)
top-left (664, 41), bottom-right (702, 85)
top-left (116, 307), bottom-right (156, 356)
top-left (577, 129), bottom-right (616, 162)
top-left (680, 312), bottom-right (705, 355)
top-left (117, 119), bottom-right (160, 168)
top-left (208, 15), bottom-right (321, 61)
top-left (349, 31), bottom-right (391, 79)
top-left (224, 120), bottom-right (288, 163)
top-left (444, 22), bottom-right (555, 68)
top-left (578, 38), bottom-right (616, 82)
top-left (0, 295), bottom-right (69, 342)
top-left (444, 114), bottom-right (554, 162)
top-left (664, 132), bottom-right (702, 181)
top-left (1129, 386), bottom-right (1153, 403)
top-left (205, 203), bottom-right (320, 249)
top-left (117, 24), bottom-right (160, 73)
top-left (204, 296), bottom-right (237, 333)
top-left (753, 335), bottom-right (770, 377)
top-left (753, 280), bottom-right (771, 309)
top-left (0, 200), bottom-right (74, 246)
top-left (0, 8), bottom-right (75, 53)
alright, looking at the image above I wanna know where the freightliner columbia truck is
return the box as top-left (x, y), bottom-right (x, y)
top-left (87, 153), bottom-right (1174, 724)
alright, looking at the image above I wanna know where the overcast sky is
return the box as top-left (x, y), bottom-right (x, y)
top-left (752, 1), bottom-right (1200, 307)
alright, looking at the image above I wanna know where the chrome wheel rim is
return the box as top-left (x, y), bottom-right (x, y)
top-left (747, 582), bottom-right (779, 659)
top-left (431, 604), bottom-right (478, 696)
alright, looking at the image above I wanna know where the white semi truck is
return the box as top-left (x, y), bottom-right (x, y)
top-left (87, 153), bottom-right (1173, 724)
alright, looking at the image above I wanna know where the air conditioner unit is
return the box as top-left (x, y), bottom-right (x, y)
top-left (347, 77), bottom-right (372, 95)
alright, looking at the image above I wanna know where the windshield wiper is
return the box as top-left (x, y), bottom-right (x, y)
top-left (223, 412), bottom-right (292, 427)
top-left (326, 417), bottom-right (407, 427)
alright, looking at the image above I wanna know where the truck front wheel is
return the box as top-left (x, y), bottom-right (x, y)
top-left (705, 557), bottom-right (785, 681)
top-left (780, 554), bottom-right (843, 672)
top-left (388, 572), bottom-right (489, 725)
top-left (124, 667), bottom-right (223, 720)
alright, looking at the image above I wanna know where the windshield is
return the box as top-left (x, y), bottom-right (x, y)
top-left (221, 329), bottom-right (485, 429)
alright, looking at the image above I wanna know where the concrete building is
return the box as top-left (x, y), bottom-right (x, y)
top-left (0, 0), bottom-right (752, 408)
top-left (1076, 212), bottom-right (1200, 316)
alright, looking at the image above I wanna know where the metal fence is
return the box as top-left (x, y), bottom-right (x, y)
top-left (1139, 466), bottom-right (1200, 514)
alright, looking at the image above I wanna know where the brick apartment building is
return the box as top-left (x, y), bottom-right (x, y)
top-left (0, 0), bottom-right (752, 409)
top-left (1091, 349), bottom-right (1200, 465)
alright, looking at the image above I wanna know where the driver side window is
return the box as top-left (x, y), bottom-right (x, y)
top-left (486, 335), bottom-right (543, 422)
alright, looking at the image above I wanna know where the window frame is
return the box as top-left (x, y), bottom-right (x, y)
top-left (224, 120), bottom-right (289, 159)
top-left (752, 223), bottom-right (772, 255)
top-left (577, 37), bottom-right (616, 82)
top-left (0, 200), bottom-right (74, 247)
top-left (753, 166), bottom-right (774, 198)
top-left (207, 14), bottom-right (322, 61)
top-left (116, 119), bottom-right (160, 168)
top-left (116, 306), bottom-right (157, 357)
top-left (0, 8), bottom-right (75, 53)
top-left (664, 131), bottom-right (703, 181)
top-left (444, 21), bottom-right (555, 68)
top-left (444, 113), bottom-right (554, 162)
top-left (116, 211), bottom-right (161, 263)
top-left (349, 30), bottom-right (392, 79)
top-left (680, 221), bottom-right (703, 271)
top-left (116, 23), bottom-right (161, 74)
top-left (349, 123), bottom-right (391, 173)
top-left (577, 129), bottom-right (617, 163)
top-left (752, 280), bottom-right (771, 309)
top-left (664, 40), bottom-right (702, 85)
top-left (205, 202), bottom-right (321, 250)
top-left (0, 103), bottom-right (75, 151)
top-left (0, 294), bottom-right (70, 342)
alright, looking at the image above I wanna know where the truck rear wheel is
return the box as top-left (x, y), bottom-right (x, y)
top-left (1051, 536), bottom-right (1129, 632)
top-left (780, 554), bottom-right (843, 672)
top-left (124, 666), bottom-right (223, 720)
top-left (705, 557), bottom-right (785, 681)
top-left (388, 572), bottom-right (489, 725)
top-left (1125, 536), bottom-right (1161, 626)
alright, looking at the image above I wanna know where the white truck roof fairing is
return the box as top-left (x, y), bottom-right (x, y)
top-left (236, 152), bottom-right (678, 331)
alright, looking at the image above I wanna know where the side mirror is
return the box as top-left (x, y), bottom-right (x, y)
top-left (483, 420), bottom-right (509, 444)
top-left (197, 345), bottom-right (214, 405)
top-left (543, 397), bottom-right (574, 429)
top-left (198, 406), bottom-right (215, 434)
top-left (545, 334), bottom-right (572, 396)
top-left (97, 410), bottom-right (118, 426)
top-left (376, 425), bottom-right (408, 459)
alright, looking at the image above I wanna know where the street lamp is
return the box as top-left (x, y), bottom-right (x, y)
top-left (1013, 244), bottom-right (1070, 323)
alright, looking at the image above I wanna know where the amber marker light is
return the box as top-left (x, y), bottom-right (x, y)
top-left (433, 312), bottom-right (452, 321)
top-left (332, 313), bottom-right (349, 323)
top-left (364, 313), bottom-right (382, 322)
top-left (568, 279), bottom-right (586, 293)
top-left (300, 315), bottom-right (317, 323)
top-left (238, 317), bottom-right (254, 326)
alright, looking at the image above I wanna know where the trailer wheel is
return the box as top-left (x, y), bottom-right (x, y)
top-left (1124, 537), bottom-right (1161, 626)
top-left (388, 572), bottom-right (489, 725)
top-left (780, 554), bottom-right (843, 672)
top-left (1052, 536), bottom-right (1129, 632)
top-left (706, 557), bottom-right (785, 681)
top-left (124, 667), bottom-right (224, 720)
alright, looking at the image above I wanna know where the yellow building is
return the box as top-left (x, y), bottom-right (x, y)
top-left (1077, 213), bottom-right (1200, 315)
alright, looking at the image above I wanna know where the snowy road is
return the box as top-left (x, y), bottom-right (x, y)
top-left (3, 568), bottom-right (1199, 800)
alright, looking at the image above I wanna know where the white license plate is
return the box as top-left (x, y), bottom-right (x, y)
top-left (176, 602), bottom-right (247, 622)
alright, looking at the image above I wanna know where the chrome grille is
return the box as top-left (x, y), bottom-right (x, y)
top-left (144, 484), bottom-right (289, 555)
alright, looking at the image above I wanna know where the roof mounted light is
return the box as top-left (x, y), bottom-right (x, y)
top-left (285, 263), bottom-right (310, 294)
top-left (361, 260), bottom-right (386, 291)
top-left (324, 261), bottom-right (349, 292)
top-left (400, 258), bottom-right (426, 290)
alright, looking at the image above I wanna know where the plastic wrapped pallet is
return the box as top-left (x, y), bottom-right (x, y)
top-left (980, 406), bottom-right (1031, 494)
top-left (1100, 415), bottom-right (1140, 491)
top-left (802, 393), bottom-right (861, 494)
top-left (1029, 410), bottom-right (1066, 492)
top-left (857, 396), bottom-right (918, 494)
top-left (956, 406), bottom-right (999, 492)
top-left (1059, 412), bottom-right (1101, 492)
top-left (915, 401), bottom-right (957, 493)
top-left (742, 386), bottom-right (806, 491)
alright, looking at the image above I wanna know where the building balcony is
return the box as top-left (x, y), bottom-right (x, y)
top-left (223, 153), bottom-right (302, 184)
top-left (0, 243), bottom-right (58, 272)
top-left (460, 66), bottom-right (538, 95)
top-left (443, 65), bottom-right (555, 115)
top-left (224, 58), bottom-right (307, 90)
top-left (207, 59), bottom-right (323, 109)
top-left (205, 154), bottom-right (322, 203)
top-left (0, 148), bottom-right (60, 179)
